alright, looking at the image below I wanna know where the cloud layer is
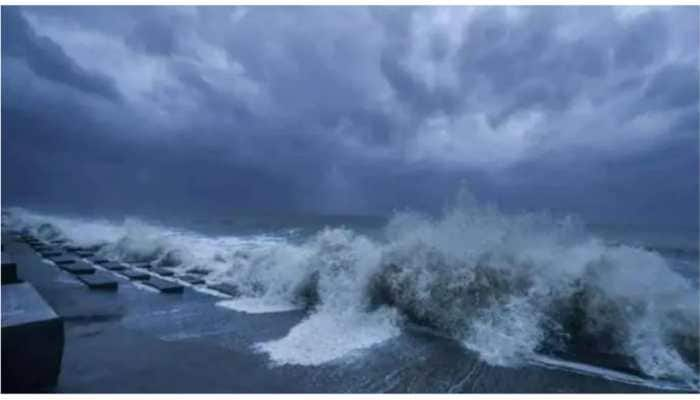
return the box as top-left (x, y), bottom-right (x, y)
top-left (2, 6), bottom-right (698, 225)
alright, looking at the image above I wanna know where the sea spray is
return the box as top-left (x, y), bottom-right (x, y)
top-left (4, 196), bottom-right (698, 384)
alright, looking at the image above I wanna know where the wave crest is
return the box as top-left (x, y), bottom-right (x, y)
top-left (4, 199), bottom-right (698, 384)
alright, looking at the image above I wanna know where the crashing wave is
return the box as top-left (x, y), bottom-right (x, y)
top-left (3, 193), bottom-right (698, 385)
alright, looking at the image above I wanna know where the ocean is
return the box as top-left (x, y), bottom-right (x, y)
top-left (2, 198), bottom-right (698, 392)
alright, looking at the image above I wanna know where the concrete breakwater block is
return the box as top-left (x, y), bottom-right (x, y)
top-left (76, 272), bottom-right (118, 290)
top-left (40, 246), bottom-right (63, 251)
top-left (1, 282), bottom-right (64, 392)
top-left (59, 261), bottom-right (96, 275)
top-left (48, 255), bottom-right (77, 265)
top-left (119, 269), bottom-right (150, 281)
top-left (37, 246), bottom-right (62, 252)
top-left (86, 257), bottom-right (110, 264)
top-left (152, 267), bottom-right (174, 276)
top-left (207, 283), bottom-right (239, 297)
top-left (40, 251), bottom-right (64, 258)
top-left (2, 253), bottom-right (19, 284)
top-left (63, 245), bottom-right (83, 252)
top-left (103, 262), bottom-right (127, 271)
top-left (131, 262), bottom-right (152, 269)
top-left (179, 275), bottom-right (205, 285)
top-left (186, 267), bottom-right (211, 276)
top-left (143, 277), bottom-right (184, 293)
top-left (75, 251), bottom-right (95, 258)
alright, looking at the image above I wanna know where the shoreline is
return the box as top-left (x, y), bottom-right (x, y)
top-left (1, 231), bottom-right (691, 393)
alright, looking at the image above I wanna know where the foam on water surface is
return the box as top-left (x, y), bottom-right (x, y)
top-left (530, 354), bottom-right (698, 392)
top-left (256, 307), bottom-right (401, 366)
top-left (216, 298), bottom-right (301, 314)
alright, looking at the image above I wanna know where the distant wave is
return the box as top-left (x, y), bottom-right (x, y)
top-left (3, 191), bottom-right (698, 387)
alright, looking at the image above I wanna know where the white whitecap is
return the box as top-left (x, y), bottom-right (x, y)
top-left (217, 298), bottom-right (302, 314)
top-left (255, 307), bottom-right (401, 366)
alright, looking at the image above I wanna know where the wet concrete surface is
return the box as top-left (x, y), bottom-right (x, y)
top-left (1, 282), bottom-right (64, 392)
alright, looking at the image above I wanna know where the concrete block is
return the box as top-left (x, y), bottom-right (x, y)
top-left (37, 246), bottom-right (61, 252)
top-left (48, 255), bottom-right (77, 265)
top-left (1, 282), bottom-right (64, 392)
top-left (41, 246), bottom-right (62, 251)
top-left (76, 272), bottom-right (118, 290)
top-left (119, 269), bottom-right (150, 281)
top-left (186, 267), bottom-right (211, 276)
top-left (207, 283), bottom-right (239, 297)
top-left (40, 251), bottom-right (64, 258)
top-left (87, 257), bottom-right (110, 265)
top-left (152, 267), bottom-right (174, 277)
top-left (63, 245), bottom-right (83, 252)
top-left (59, 261), bottom-right (95, 275)
top-left (143, 277), bottom-right (184, 294)
top-left (2, 253), bottom-right (19, 284)
top-left (179, 275), bottom-right (205, 285)
top-left (102, 262), bottom-right (127, 271)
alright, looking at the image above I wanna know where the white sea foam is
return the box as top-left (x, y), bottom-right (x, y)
top-left (217, 298), bottom-right (301, 314)
top-left (531, 355), bottom-right (697, 392)
top-left (256, 307), bottom-right (401, 366)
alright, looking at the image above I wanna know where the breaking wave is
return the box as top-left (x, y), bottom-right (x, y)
top-left (3, 191), bottom-right (698, 386)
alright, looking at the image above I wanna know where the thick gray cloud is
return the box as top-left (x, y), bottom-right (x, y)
top-left (2, 7), bottom-right (122, 102)
top-left (2, 6), bottom-right (698, 226)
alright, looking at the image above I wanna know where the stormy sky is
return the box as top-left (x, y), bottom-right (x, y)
top-left (2, 6), bottom-right (699, 226)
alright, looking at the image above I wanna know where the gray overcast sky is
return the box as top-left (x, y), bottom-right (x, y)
top-left (2, 6), bottom-right (698, 226)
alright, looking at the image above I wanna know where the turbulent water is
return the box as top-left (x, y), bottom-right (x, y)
top-left (3, 193), bottom-right (699, 388)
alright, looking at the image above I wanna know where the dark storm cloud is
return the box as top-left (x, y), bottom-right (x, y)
top-left (125, 14), bottom-right (177, 56)
top-left (2, 7), bottom-right (121, 102)
top-left (644, 63), bottom-right (700, 110)
top-left (613, 10), bottom-right (669, 69)
top-left (2, 6), bottom-right (698, 226)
